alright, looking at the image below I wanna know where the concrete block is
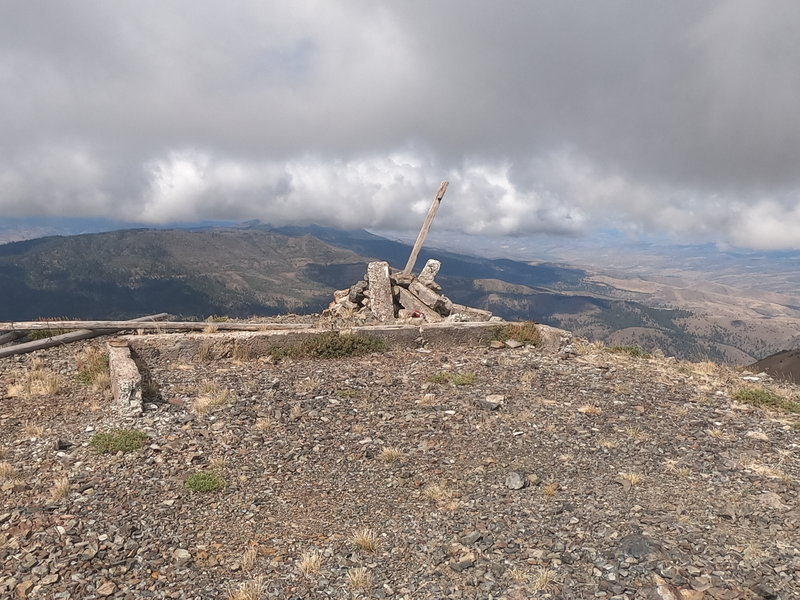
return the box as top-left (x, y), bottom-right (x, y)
top-left (107, 340), bottom-right (143, 417)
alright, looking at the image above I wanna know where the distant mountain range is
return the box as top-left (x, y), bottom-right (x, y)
top-left (1, 223), bottom-right (797, 363)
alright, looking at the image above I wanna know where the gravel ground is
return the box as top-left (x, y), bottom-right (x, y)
top-left (0, 334), bottom-right (798, 599)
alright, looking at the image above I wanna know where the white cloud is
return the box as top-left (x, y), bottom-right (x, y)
top-left (1, 1), bottom-right (800, 249)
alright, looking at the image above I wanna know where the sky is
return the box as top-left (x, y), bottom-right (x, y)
top-left (2, 1), bottom-right (800, 250)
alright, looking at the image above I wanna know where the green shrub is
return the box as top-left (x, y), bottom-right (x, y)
top-left (426, 371), bottom-right (476, 386)
top-left (609, 345), bottom-right (650, 359)
top-left (493, 322), bottom-right (542, 346)
top-left (28, 329), bottom-right (69, 340)
top-left (90, 429), bottom-right (148, 453)
top-left (26, 316), bottom-right (72, 340)
top-left (185, 471), bottom-right (225, 492)
top-left (269, 332), bottom-right (386, 360)
top-left (733, 388), bottom-right (799, 414)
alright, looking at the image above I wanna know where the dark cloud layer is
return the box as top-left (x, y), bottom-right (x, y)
top-left (1, 1), bottom-right (799, 248)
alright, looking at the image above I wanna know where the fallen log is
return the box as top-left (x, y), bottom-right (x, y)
top-left (0, 331), bottom-right (25, 346)
top-left (0, 314), bottom-right (171, 359)
top-left (0, 320), bottom-right (313, 332)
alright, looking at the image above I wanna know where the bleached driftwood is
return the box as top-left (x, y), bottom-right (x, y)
top-left (0, 314), bottom-right (171, 359)
top-left (0, 319), bottom-right (312, 332)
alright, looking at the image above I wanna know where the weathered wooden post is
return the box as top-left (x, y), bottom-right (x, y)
top-left (402, 181), bottom-right (448, 274)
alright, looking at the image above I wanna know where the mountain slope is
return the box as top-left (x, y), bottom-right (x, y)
top-left (0, 228), bottom-right (365, 319)
top-left (0, 224), bottom-right (786, 363)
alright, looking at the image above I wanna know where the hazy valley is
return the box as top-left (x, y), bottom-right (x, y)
top-left (1, 223), bottom-right (798, 365)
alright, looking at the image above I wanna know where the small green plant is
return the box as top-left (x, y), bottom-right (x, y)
top-left (734, 388), bottom-right (799, 414)
top-left (493, 321), bottom-right (542, 345)
top-left (269, 332), bottom-right (386, 361)
top-left (426, 371), bottom-right (476, 386)
top-left (207, 315), bottom-right (230, 322)
top-left (90, 429), bottom-right (148, 453)
top-left (609, 345), bottom-right (650, 358)
top-left (185, 470), bottom-right (226, 492)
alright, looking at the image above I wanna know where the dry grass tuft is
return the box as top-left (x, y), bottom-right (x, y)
top-left (418, 392), bottom-right (438, 406)
top-left (50, 476), bottom-right (70, 501)
top-left (378, 446), bottom-right (405, 464)
top-left (531, 567), bottom-right (557, 591)
top-left (233, 342), bottom-right (253, 362)
top-left (203, 323), bottom-right (219, 334)
top-left (240, 545), bottom-right (258, 572)
top-left (7, 364), bottom-right (62, 398)
top-left (506, 566), bottom-right (530, 584)
top-left (578, 404), bottom-right (602, 415)
top-left (347, 567), bottom-right (373, 591)
top-left (75, 346), bottom-right (110, 390)
top-left (227, 576), bottom-right (265, 600)
top-left (742, 460), bottom-right (791, 481)
top-left (422, 483), bottom-right (454, 502)
top-left (623, 426), bottom-right (648, 441)
top-left (193, 379), bottom-right (231, 414)
top-left (543, 482), bottom-right (560, 497)
top-left (294, 376), bottom-right (322, 394)
top-left (665, 460), bottom-right (693, 478)
top-left (619, 472), bottom-right (644, 486)
top-left (23, 421), bottom-right (45, 437)
top-left (255, 417), bottom-right (275, 431)
top-left (707, 428), bottom-right (729, 439)
top-left (351, 528), bottom-right (379, 554)
top-left (297, 550), bottom-right (322, 577)
top-left (210, 456), bottom-right (228, 471)
top-left (198, 341), bottom-right (214, 362)
top-left (0, 461), bottom-right (16, 480)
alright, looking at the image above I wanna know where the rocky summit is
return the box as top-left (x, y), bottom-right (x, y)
top-left (0, 323), bottom-right (798, 600)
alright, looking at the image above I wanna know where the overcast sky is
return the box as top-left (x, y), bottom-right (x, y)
top-left (2, 1), bottom-right (800, 249)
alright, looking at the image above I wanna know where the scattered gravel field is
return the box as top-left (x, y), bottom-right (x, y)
top-left (1, 332), bottom-right (798, 599)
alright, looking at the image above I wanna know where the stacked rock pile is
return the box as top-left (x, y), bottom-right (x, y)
top-left (323, 259), bottom-right (494, 325)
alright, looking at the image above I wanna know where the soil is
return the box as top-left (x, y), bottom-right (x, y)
top-left (0, 332), bottom-right (798, 599)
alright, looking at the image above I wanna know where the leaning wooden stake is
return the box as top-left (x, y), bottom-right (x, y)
top-left (402, 181), bottom-right (448, 274)
top-left (0, 313), bottom-right (171, 359)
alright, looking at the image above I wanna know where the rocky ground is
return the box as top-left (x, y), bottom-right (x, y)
top-left (0, 330), bottom-right (798, 599)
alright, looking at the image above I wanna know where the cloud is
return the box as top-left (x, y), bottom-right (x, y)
top-left (1, 1), bottom-right (799, 249)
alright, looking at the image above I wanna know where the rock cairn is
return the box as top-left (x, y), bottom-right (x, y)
top-left (323, 259), bottom-right (494, 325)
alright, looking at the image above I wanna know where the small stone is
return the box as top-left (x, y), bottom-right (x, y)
top-left (758, 491), bottom-right (790, 511)
top-left (489, 340), bottom-right (505, 349)
top-left (476, 395), bottom-right (504, 411)
top-left (449, 552), bottom-right (476, 572)
top-left (460, 531), bottom-right (482, 545)
top-left (505, 340), bottom-right (524, 349)
top-left (54, 439), bottom-right (73, 451)
top-left (505, 471), bottom-right (528, 490)
top-left (716, 506), bottom-right (736, 521)
top-left (750, 583), bottom-right (777, 599)
top-left (617, 534), bottom-right (659, 560)
top-left (173, 548), bottom-right (191, 567)
top-left (15, 580), bottom-right (33, 599)
top-left (418, 259), bottom-right (441, 287)
top-left (96, 581), bottom-right (116, 596)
